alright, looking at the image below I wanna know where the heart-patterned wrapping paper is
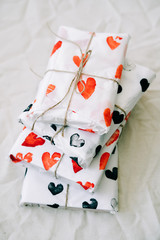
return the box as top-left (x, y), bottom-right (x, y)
top-left (20, 26), bottom-right (129, 135)
top-left (19, 60), bottom-right (156, 168)
top-left (9, 125), bottom-right (122, 193)
top-left (20, 145), bottom-right (118, 213)
top-left (8, 25), bottom-right (156, 215)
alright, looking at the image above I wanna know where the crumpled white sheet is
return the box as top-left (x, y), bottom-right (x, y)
top-left (1, 0), bottom-right (160, 240)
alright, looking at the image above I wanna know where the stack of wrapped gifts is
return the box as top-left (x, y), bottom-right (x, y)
top-left (9, 26), bottom-right (156, 213)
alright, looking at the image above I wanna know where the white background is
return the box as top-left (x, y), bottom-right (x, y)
top-left (0, 0), bottom-right (160, 239)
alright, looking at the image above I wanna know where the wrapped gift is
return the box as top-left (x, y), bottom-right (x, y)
top-left (20, 145), bottom-right (118, 213)
top-left (20, 60), bottom-right (156, 168)
top-left (20, 26), bottom-right (129, 135)
top-left (9, 126), bottom-right (122, 193)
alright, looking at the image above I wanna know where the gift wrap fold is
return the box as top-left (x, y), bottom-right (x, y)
top-left (19, 60), bottom-right (156, 168)
top-left (20, 145), bottom-right (118, 213)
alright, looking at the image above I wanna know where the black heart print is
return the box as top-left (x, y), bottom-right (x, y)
top-left (112, 111), bottom-right (124, 124)
top-left (111, 198), bottom-right (118, 211)
top-left (43, 135), bottom-right (55, 145)
top-left (23, 104), bottom-right (33, 112)
top-left (18, 119), bottom-right (23, 124)
top-left (70, 157), bottom-right (80, 166)
top-left (82, 198), bottom-right (98, 209)
top-left (70, 133), bottom-right (85, 147)
top-left (93, 145), bottom-right (102, 158)
top-left (50, 124), bottom-right (57, 131)
top-left (48, 182), bottom-right (64, 195)
top-left (24, 168), bottom-right (28, 177)
top-left (105, 167), bottom-right (118, 180)
top-left (140, 78), bottom-right (150, 92)
top-left (117, 84), bottom-right (122, 94)
top-left (111, 146), bottom-right (116, 154)
top-left (47, 204), bottom-right (59, 208)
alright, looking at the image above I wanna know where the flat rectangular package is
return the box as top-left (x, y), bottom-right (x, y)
top-left (20, 145), bottom-right (118, 213)
top-left (19, 60), bottom-right (156, 168)
top-left (9, 126), bottom-right (122, 193)
top-left (20, 26), bottom-right (129, 135)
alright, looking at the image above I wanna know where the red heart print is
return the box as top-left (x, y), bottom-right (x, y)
top-left (18, 152), bottom-right (33, 163)
top-left (77, 181), bottom-right (94, 190)
top-left (77, 77), bottom-right (96, 100)
top-left (99, 152), bottom-right (110, 170)
top-left (115, 36), bottom-right (122, 40)
top-left (10, 152), bottom-right (33, 163)
top-left (78, 128), bottom-right (95, 133)
top-left (115, 64), bottom-right (123, 79)
top-left (103, 108), bottom-right (113, 127)
top-left (73, 53), bottom-right (89, 67)
top-left (10, 154), bottom-right (21, 163)
top-left (51, 41), bottom-right (62, 56)
top-left (106, 129), bottom-right (120, 146)
top-left (125, 112), bottom-right (131, 121)
top-left (71, 159), bottom-right (83, 173)
top-left (42, 152), bottom-right (61, 171)
top-left (46, 84), bottom-right (56, 95)
top-left (22, 132), bottom-right (45, 147)
top-left (106, 36), bottom-right (122, 50)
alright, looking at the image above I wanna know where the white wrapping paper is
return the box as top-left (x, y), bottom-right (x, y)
top-left (20, 145), bottom-right (118, 213)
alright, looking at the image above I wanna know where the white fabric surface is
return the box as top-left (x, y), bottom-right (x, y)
top-left (1, 0), bottom-right (160, 240)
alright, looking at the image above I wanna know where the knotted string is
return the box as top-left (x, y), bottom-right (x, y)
top-left (65, 184), bottom-right (69, 208)
top-left (52, 151), bottom-right (69, 207)
top-left (54, 153), bottom-right (64, 179)
top-left (115, 104), bottom-right (127, 118)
